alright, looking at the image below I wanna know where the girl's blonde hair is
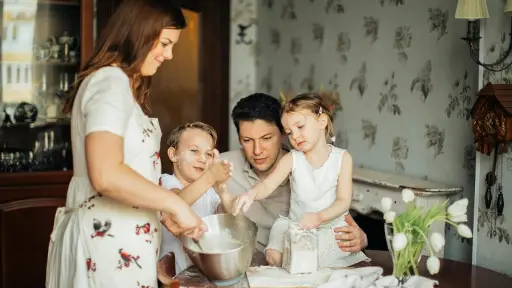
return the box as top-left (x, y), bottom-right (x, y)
top-left (280, 92), bottom-right (335, 142)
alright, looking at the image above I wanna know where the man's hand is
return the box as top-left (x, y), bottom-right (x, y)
top-left (334, 214), bottom-right (368, 253)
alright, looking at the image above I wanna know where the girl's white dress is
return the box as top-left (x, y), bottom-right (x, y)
top-left (266, 146), bottom-right (369, 267)
top-left (46, 67), bottom-right (163, 287)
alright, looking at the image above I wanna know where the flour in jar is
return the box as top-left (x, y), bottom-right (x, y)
top-left (187, 228), bottom-right (246, 253)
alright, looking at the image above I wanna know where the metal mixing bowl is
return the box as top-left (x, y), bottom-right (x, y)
top-left (181, 213), bottom-right (258, 285)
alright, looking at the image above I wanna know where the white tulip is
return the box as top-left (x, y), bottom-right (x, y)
top-left (401, 189), bottom-right (415, 203)
top-left (430, 232), bottom-right (445, 252)
top-left (392, 233), bottom-right (408, 251)
top-left (384, 211), bottom-right (396, 223)
top-left (426, 256), bottom-right (440, 275)
top-left (381, 197), bottom-right (393, 212)
top-left (447, 198), bottom-right (468, 217)
top-left (449, 214), bottom-right (468, 223)
top-left (457, 224), bottom-right (473, 238)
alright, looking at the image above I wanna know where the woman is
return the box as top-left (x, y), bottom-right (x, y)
top-left (46, 0), bottom-right (212, 287)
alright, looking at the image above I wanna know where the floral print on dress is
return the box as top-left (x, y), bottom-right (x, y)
top-left (136, 222), bottom-right (158, 244)
top-left (117, 249), bottom-right (142, 270)
top-left (151, 152), bottom-right (160, 169)
top-left (79, 194), bottom-right (103, 210)
top-left (91, 219), bottom-right (114, 238)
top-left (86, 258), bottom-right (97, 275)
top-left (137, 282), bottom-right (152, 288)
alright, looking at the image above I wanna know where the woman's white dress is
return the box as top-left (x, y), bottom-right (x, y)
top-left (46, 67), bottom-right (163, 287)
top-left (266, 146), bottom-right (369, 268)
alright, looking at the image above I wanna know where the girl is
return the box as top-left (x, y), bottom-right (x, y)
top-left (232, 93), bottom-right (368, 268)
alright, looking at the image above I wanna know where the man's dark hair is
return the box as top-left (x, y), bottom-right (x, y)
top-left (231, 93), bottom-right (284, 134)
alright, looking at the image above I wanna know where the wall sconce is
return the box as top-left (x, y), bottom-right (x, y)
top-left (456, 0), bottom-right (512, 72)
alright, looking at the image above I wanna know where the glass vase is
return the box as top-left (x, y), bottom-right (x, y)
top-left (384, 223), bottom-right (424, 285)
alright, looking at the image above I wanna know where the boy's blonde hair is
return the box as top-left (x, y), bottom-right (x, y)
top-left (280, 93), bottom-right (335, 141)
top-left (167, 121), bottom-right (218, 149)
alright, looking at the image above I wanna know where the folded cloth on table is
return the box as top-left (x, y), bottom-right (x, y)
top-left (317, 267), bottom-right (383, 288)
top-left (372, 275), bottom-right (438, 288)
top-left (246, 266), bottom-right (332, 287)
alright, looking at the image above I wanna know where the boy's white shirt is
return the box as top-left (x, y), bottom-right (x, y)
top-left (159, 173), bottom-right (221, 274)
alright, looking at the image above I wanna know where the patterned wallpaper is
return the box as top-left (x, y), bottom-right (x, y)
top-left (251, 0), bottom-right (478, 263)
top-left (473, 0), bottom-right (512, 277)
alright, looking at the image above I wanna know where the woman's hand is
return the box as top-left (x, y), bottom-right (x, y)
top-left (232, 190), bottom-right (256, 215)
top-left (161, 207), bottom-right (207, 239)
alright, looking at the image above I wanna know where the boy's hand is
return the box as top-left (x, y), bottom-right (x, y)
top-left (207, 149), bottom-right (233, 183)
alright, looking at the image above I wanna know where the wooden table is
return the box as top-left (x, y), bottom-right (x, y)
top-left (168, 250), bottom-right (512, 287)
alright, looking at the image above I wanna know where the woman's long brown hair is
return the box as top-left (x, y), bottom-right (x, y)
top-left (62, 0), bottom-right (187, 114)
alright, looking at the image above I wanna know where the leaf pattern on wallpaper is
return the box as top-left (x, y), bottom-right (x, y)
top-left (336, 32), bottom-right (351, 64)
top-left (231, 74), bottom-right (252, 103)
top-left (483, 32), bottom-right (512, 84)
top-left (290, 37), bottom-right (302, 65)
top-left (445, 70), bottom-right (473, 120)
top-left (350, 62), bottom-right (368, 98)
top-left (325, 0), bottom-right (344, 13)
top-left (410, 60), bottom-right (433, 102)
top-left (260, 66), bottom-right (273, 93)
top-left (335, 130), bottom-right (349, 149)
top-left (478, 207), bottom-right (511, 245)
top-left (507, 155), bottom-right (512, 172)
top-left (424, 124), bottom-right (445, 158)
top-left (250, 41), bottom-right (261, 67)
top-left (281, 0), bottom-right (297, 21)
top-left (393, 26), bottom-right (412, 64)
top-left (261, 0), bottom-right (274, 9)
top-left (270, 28), bottom-right (281, 51)
top-left (380, 0), bottom-right (405, 7)
top-left (282, 74), bottom-right (293, 93)
top-left (364, 16), bottom-right (379, 43)
top-left (361, 119), bottom-right (377, 149)
top-left (463, 144), bottom-right (476, 180)
top-left (390, 136), bottom-right (409, 173)
top-left (313, 23), bottom-right (325, 47)
top-left (231, 0), bottom-right (256, 24)
top-left (428, 8), bottom-right (448, 41)
top-left (300, 64), bottom-right (316, 92)
top-left (378, 72), bottom-right (402, 115)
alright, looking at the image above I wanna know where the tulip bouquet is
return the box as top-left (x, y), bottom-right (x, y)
top-left (381, 189), bottom-right (473, 282)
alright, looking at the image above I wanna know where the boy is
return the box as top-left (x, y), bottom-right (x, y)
top-left (159, 122), bottom-right (234, 275)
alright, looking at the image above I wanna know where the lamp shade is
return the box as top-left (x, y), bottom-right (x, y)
top-left (505, 0), bottom-right (512, 13)
top-left (455, 0), bottom-right (489, 20)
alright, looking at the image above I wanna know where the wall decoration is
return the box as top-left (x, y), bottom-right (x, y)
top-left (363, 16), bottom-right (379, 43)
top-left (282, 74), bottom-right (293, 93)
top-left (261, 0), bottom-right (273, 9)
top-left (235, 23), bottom-right (254, 45)
top-left (231, 0), bottom-right (256, 23)
top-left (336, 32), bottom-right (351, 64)
top-left (390, 136), bottom-right (409, 173)
top-left (350, 62), bottom-right (368, 98)
top-left (445, 70), bottom-right (472, 120)
top-left (290, 37), bottom-right (302, 65)
top-left (260, 66), bottom-right (273, 93)
top-left (300, 64), bottom-right (316, 92)
top-left (325, 0), bottom-right (344, 14)
top-left (361, 119), bottom-right (377, 149)
top-left (424, 124), bottom-right (445, 158)
top-left (393, 25), bottom-right (412, 64)
top-left (483, 33), bottom-right (511, 85)
top-left (410, 59), bottom-right (433, 102)
top-left (463, 144), bottom-right (476, 178)
top-left (507, 155), bottom-right (512, 172)
top-left (270, 28), bottom-right (281, 51)
top-left (378, 72), bottom-right (402, 115)
top-left (428, 8), bottom-right (448, 41)
top-left (312, 23), bottom-right (325, 47)
top-left (281, 0), bottom-right (297, 21)
top-left (380, 0), bottom-right (405, 6)
top-left (335, 130), bottom-right (349, 149)
top-left (478, 207), bottom-right (511, 245)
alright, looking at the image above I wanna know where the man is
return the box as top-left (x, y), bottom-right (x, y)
top-left (220, 93), bottom-right (368, 253)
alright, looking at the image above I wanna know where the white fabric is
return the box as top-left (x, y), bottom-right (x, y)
top-left (266, 146), bottom-right (369, 268)
top-left (46, 67), bottom-right (163, 288)
top-left (159, 173), bottom-right (220, 273)
top-left (247, 265), bottom-right (438, 288)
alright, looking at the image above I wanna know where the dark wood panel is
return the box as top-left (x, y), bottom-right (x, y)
top-left (0, 171), bottom-right (72, 188)
top-left (0, 198), bottom-right (66, 288)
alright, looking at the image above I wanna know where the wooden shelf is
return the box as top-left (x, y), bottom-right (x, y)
top-left (0, 170), bottom-right (72, 187)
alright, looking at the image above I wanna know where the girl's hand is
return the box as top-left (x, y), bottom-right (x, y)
top-left (232, 191), bottom-right (255, 215)
top-left (299, 212), bottom-right (322, 230)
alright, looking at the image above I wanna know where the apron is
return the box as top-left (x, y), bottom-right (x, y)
top-left (46, 105), bottom-right (163, 288)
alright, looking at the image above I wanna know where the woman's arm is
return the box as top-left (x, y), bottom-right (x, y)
top-left (249, 152), bottom-right (292, 200)
top-left (318, 152), bottom-right (354, 223)
top-left (86, 132), bottom-right (192, 215)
